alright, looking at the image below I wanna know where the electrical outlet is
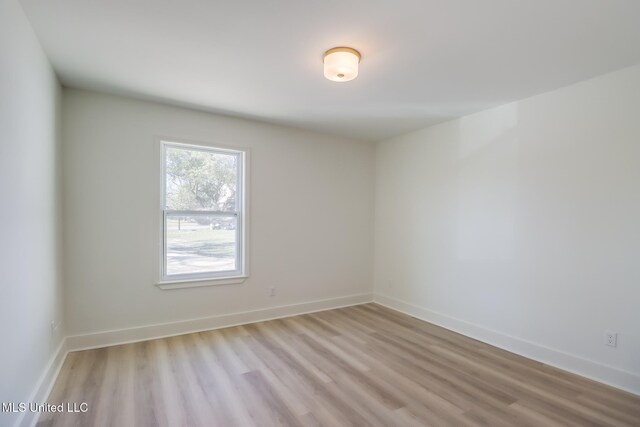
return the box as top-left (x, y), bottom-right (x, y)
top-left (269, 287), bottom-right (276, 297)
top-left (605, 331), bottom-right (617, 347)
top-left (50, 320), bottom-right (60, 336)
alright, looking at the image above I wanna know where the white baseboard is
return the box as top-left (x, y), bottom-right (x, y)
top-left (15, 338), bottom-right (68, 427)
top-left (373, 293), bottom-right (640, 396)
top-left (66, 293), bottom-right (373, 352)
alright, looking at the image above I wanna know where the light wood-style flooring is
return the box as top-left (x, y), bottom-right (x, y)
top-left (39, 304), bottom-right (640, 426)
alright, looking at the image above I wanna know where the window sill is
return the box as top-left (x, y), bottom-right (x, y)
top-left (156, 276), bottom-right (248, 290)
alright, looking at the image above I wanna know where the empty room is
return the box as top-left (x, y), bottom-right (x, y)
top-left (2, 0), bottom-right (640, 426)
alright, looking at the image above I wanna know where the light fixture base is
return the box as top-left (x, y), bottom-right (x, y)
top-left (323, 47), bottom-right (361, 63)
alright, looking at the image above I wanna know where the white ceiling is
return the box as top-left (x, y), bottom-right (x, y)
top-left (20, 0), bottom-right (640, 142)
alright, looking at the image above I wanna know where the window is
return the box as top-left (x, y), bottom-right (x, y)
top-left (160, 140), bottom-right (247, 284)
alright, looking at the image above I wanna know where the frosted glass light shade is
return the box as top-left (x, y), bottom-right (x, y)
top-left (323, 47), bottom-right (361, 82)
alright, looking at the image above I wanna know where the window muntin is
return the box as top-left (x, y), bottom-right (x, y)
top-left (162, 141), bottom-right (245, 281)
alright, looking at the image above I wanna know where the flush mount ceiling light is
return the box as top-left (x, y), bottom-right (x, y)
top-left (323, 47), bottom-right (361, 82)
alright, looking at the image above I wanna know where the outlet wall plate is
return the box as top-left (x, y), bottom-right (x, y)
top-left (605, 331), bottom-right (618, 347)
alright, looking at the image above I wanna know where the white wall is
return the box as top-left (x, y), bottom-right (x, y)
top-left (374, 64), bottom-right (640, 393)
top-left (0, 0), bottom-right (64, 426)
top-left (62, 89), bottom-right (374, 338)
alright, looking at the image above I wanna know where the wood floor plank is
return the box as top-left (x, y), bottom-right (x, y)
top-left (244, 323), bottom-right (378, 426)
top-left (39, 304), bottom-right (640, 426)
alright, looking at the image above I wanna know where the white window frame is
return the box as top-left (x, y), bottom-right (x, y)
top-left (157, 139), bottom-right (249, 289)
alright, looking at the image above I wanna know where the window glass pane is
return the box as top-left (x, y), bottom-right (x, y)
top-left (165, 145), bottom-right (238, 211)
top-left (166, 215), bottom-right (237, 276)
